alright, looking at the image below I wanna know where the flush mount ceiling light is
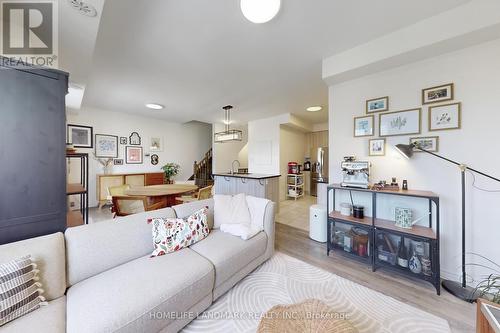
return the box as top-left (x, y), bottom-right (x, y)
top-left (240, 0), bottom-right (281, 24)
top-left (306, 106), bottom-right (323, 112)
top-left (214, 105), bottom-right (243, 143)
top-left (67, 0), bottom-right (98, 17)
top-left (145, 103), bottom-right (164, 110)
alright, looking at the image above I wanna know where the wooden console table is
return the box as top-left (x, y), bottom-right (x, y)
top-left (97, 172), bottom-right (165, 207)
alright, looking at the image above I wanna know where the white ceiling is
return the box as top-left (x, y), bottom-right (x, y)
top-left (75, 0), bottom-right (469, 125)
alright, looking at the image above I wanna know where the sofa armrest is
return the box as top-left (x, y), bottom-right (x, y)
top-left (263, 201), bottom-right (276, 259)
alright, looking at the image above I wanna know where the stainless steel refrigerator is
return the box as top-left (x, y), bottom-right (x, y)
top-left (310, 147), bottom-right (329, 196)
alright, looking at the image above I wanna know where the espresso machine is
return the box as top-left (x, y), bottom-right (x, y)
top-left (340, 157), bottom-right (370, 189)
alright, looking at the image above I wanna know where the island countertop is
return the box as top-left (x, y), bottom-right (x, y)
top-left (213, 173), bottom-right (281, 180)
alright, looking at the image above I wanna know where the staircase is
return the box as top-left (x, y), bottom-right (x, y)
top-left (189, 148), bottom-right (213, 188)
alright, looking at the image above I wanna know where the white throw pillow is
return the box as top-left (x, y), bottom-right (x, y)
top-left (214, 193), bottom-right (252, 228)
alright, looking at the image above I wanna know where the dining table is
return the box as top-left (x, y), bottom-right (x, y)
top-left (124, 184), bottom-right (198, 209)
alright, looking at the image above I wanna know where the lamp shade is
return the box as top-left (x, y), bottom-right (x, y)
top-left (395, 144), bottom-right (414, 159)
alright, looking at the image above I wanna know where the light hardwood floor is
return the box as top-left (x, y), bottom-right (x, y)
top-left (88, 207), bottom-right (476, 332)
top-left (275, 222), bottom-right (476, 333)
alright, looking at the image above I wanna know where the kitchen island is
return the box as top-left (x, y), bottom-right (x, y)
top-left (213, 173), bottom-right (280, 204)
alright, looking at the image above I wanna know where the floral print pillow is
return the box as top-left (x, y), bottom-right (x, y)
top-left (148, 207), bottom-right (210, 257)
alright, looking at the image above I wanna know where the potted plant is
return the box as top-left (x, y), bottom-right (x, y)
top-left (469, 254), bottom-right (500, 304)
top-left (161, 163), bottom-right (180, 184)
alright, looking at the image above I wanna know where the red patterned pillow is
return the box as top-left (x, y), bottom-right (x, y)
top-left (148, 207), bottom-right (210, 257)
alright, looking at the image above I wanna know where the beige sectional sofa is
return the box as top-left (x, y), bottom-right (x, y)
top-left (0, 198), bottom-right (276, 333)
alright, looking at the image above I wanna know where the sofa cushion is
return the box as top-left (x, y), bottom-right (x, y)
top-left (213, 194), bottom-right (252, 228)
top-left (0, 296), bottom-right (65, 333)
top-left (189, 229), bottom-right (267, 287)
top-left (150, 207), bottom-right (210, 256)
top-left (66, 248), bottom-right (214, 333)
top-left (65, 207), bottom-right (176, 286)
top-left (173, 198), bottom-right (214, 229)
top-left (0, 233), bottom-right (65, 301)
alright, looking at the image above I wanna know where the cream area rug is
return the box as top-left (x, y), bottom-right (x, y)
top-left (182, 252), bottom-right (450, 333)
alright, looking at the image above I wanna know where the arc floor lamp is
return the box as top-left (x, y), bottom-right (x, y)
top-left (395, 142), bottom-right (500, 302)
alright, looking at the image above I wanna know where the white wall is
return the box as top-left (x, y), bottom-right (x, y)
top-left (212, 123), bottom-right (248, 173)
top-left (279, 125), bottom-right (307, 201)
top-left (67, 107), bottom-right (212, 207)
top-left (328, 39), bottom-right (500, 284)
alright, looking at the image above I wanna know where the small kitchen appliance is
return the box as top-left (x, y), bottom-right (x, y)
top-left (341, 158), bottom-right (370, 189)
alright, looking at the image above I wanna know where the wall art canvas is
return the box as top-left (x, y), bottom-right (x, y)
top-left (369, 138), bottom-right (386, 156)
top-left (67, 124), bottom-right (93, 148)
top-left (95, 134), bottom-right (118, 158)
top-left (129, 132), bottom-right (141, 145)
top-left (379, 109), bottom-right (421, 137)
top-left (422, 83), bottom-right (454, 104)
top-left (126, 146), bottom-right (143, 164)
top-left (120, 137), bottom-right (127, 145)
top-left (150, 137), bottom-right (163, 152)
top-left (354, 115), bottom-right (374, 137)
top-left (113, 159), bottom-right (124, 165)
top-left (395, 207), bottom-right (413, 229)
top-left (429, 102), bottom-right (461, 131)
top-left (366, 96), bottom-right (389, 113)
top-left (410, 136), bottom-right (439, 152)
top-left (151, 154), bottom-right (159, 165)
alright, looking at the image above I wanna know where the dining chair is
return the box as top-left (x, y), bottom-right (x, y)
top-left (175, 185), bottom-right (213, 204)
top-left (111, 196), bottom-right (164, 217)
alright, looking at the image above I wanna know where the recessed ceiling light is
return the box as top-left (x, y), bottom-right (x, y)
top-left (306, 106), bottom-right (323, 112)
top-left (145, 103), bottom-right (164, 110)
top-left (240, 0), bottom-right (281, 24)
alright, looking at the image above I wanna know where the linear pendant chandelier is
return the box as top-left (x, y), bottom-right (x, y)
top-left (214, 105), bottom-right (243, 143)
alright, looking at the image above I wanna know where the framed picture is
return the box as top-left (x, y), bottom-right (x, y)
top-left (67, 124), bottom-right (93, 148)
top-left (429, 102), bottom-right (461, 131)
top-left (410, 136), bottom-right (439, 152)
top-left (422, 83), bottom-right (454, 104)
top-left (120, 137), bottom-right (127, 145)
top-left (95, 134), bottom-right (118, 158)
top-left (126, 146), bottom-right (143, 164)
top-left (129, 132), bottom-right (141, 145)
top-left (369, 138), bottom-right (386, 156)
top-left (379, 108), bottom-right (421, 137)
top-left (150, 137), bottom-right (163, 152)
top-left (151, 154), bottom-right (159, 165)
top-left (354, 115), bottom-right (374, 137)
top-left (366, 96), bottom-right (389, 113)
top-left (113, 159), bottom-right (124, 165)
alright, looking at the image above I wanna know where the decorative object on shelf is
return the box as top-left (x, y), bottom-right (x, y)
top-left (95, 134), bottom-right (118, 158)
top-left (67, 124), bottom-right (93, 148)
top-left (429, 102), bottom-right (461, 131)
top-left (214, 105), bottom-right (243, 143)
top-left (395, 141), bottom-right (500, 302)
top-left (161, 163), bottom-right (180, 184)
top-left (150, 137), bottom-right (163, 152)
top-left (119, 137), bottom-right (127, 145)
top-left (113, 159), bottom-right (123, 165)
top-left (379, 108), bottom-right (421, 137)
top-left (343, 234), bottom-right (352, 252)
top-left (422, 83), bottom-right (454, 105)
top-left (391, 177), bottom-right (398, 186)
top-left (421, 257), bottom-right (432, 276)
top-left (340, 203), bottom-right (352, 216)
top-left (352, 205), bottom-right (364, 219)
top-left (353, 115), bottom-right (374, 137)
top-left (366, 96), bottom-right (389, 113)
top-left (369, 138), bottom-right (386, 156)
top-left (409, 251), bottom-right (422, 274)
top-left (395, 207), bottom-right (413, 229)
top-left (372, 181), bottom-right (400, 191)
top-left (341, 158), bottom-right (370, 189)
top-left (151, 154), bottom-right (159, 165)
top-left (402, 180), bottom-right (408, 190)
top-left (397, 240), bottom-right (409, 268)
top-left (67, 0), bottom-right (98, 17)
top-left (129, 132), bottom-right (141, 145)
top-left (93, 153), bottom-right (113, 174)
top-left (410, 136), bottom-right (439, 152)
top-left (125, 146), bottom-right (143, 164)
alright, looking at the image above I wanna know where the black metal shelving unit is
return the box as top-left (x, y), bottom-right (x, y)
top-left (327, 184), bottom-right (440, 294)
top-left (66, 153), bottom-right (89, 226)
